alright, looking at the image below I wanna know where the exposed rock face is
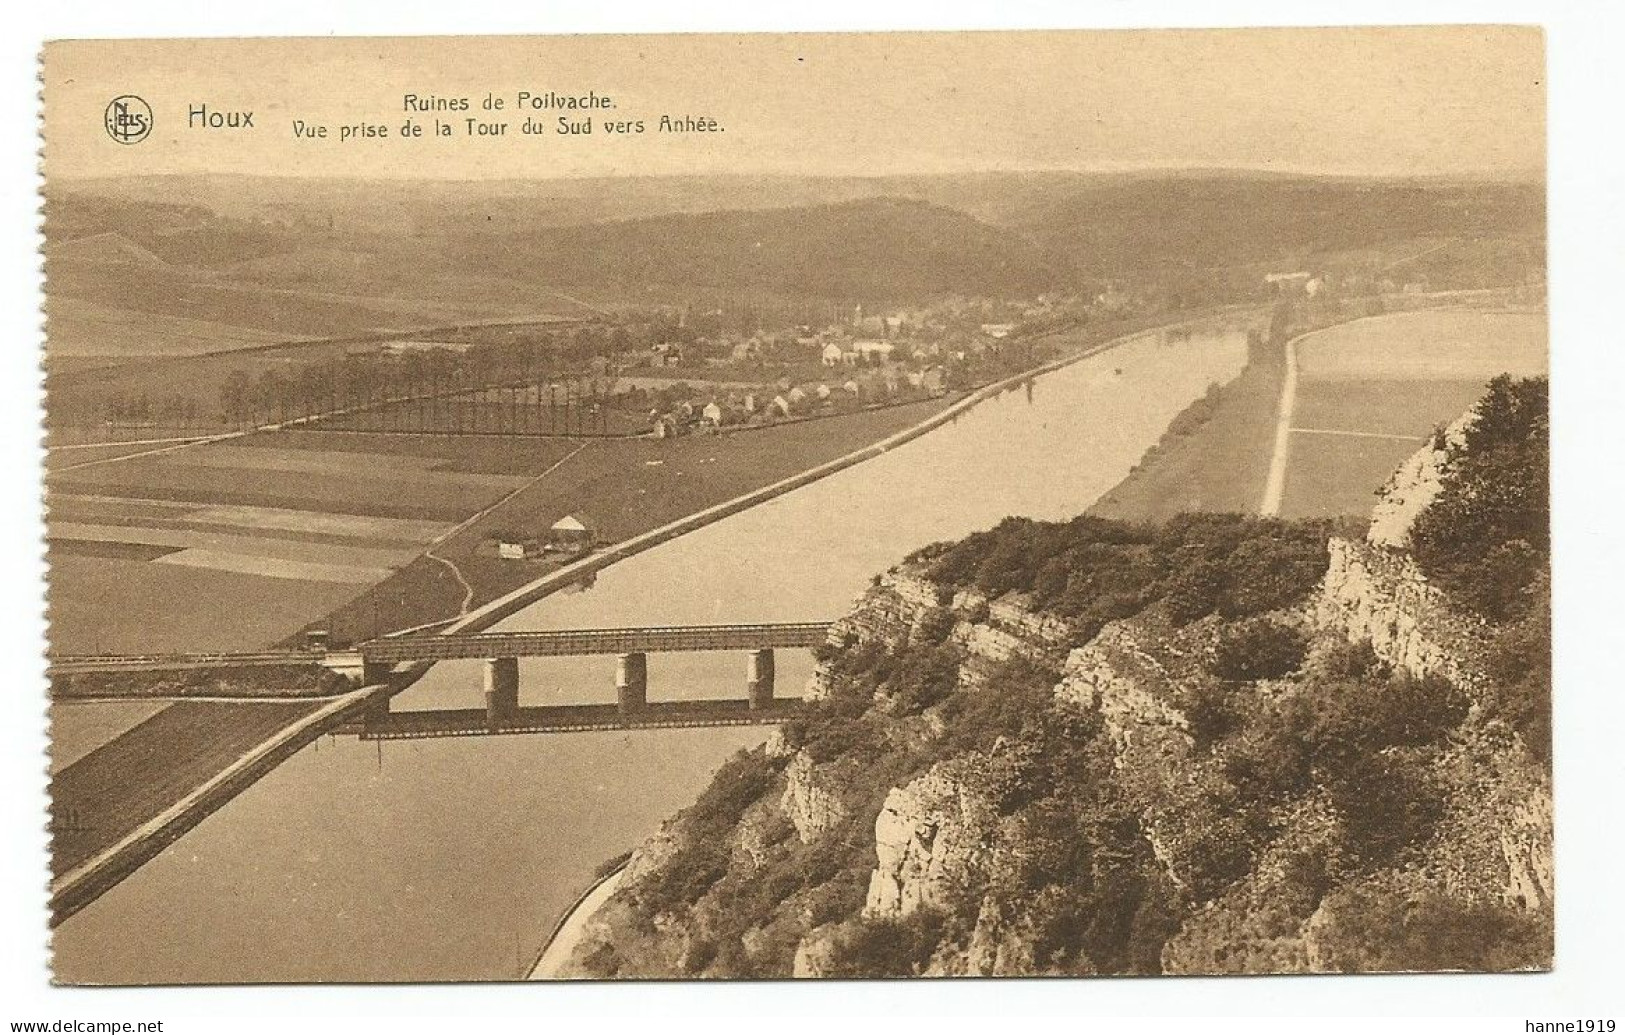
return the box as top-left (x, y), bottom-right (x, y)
top-left (780, 752), bottom-right (851, 844)
top-left (864, 760), bottom-right (996, 919)
top-left (806, 569), bottom-right (1076, 699)
top-left (791, 927), bottom-right (840, 978)
top-left (1058, 621), bottom-right (1191, 749)
top-left (1314, 537), bottom-right (1483, 686)
top-left (1367, 409), bottom-right (1472, 549)
top-left (930, 898), bottom-right (1042, 977)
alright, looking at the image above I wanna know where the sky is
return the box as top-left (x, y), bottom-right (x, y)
top-left (42, 26), bottom-right (1545, 181)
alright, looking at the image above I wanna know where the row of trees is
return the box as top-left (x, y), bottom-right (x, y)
top-left (65, 328), bottom-right (628, 441)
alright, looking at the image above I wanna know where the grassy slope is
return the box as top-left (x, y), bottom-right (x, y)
top-left (1088, 358), bottom-right (1283, 524)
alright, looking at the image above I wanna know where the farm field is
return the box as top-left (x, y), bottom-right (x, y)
top-left (1090, 306), bottom-right (1548, 526)
top-left (49, 700), bottom-right (170, 774)
top-left (49, 441), bottom-right (537, 520)
top-left (1277, 307), bottom-right (1547, 520)
top-left (315, 396), bottom-right (959, 643)
top-left (46, 296), bottom-right (292, 362)
top-left (45, 438), bottom-right (221, 471)
top-left (49, 699), bottom-right (326, 877)
top-left (44, 435), bottom-right (584, 653)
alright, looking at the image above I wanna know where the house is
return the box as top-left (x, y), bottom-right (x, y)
top-left (742, 393), bottom-right (759, 413)
top-left (853, 339), bottom-right (894, 362)
top-left (821, 342), bottom-right (847, 367)
top-left (842, 379), bottom-right (863, 399)
top-left (979, 323), bottom-right (1016, 340)
top-left (787, 386), bottom-right (809, 407)
top-left (478, 532), bottom-right (543, 561)
top-left (701, 401), bottom-right (725, 426)
top-left (651, 342), bottom-right (684, 366)
top-left (548, 514), bottom-right (593, 550)
top-left (770, 394), bottom-right (793, 417)
top-left (815, 383), bottom-right (832, 401)
top-left (1264, 271), bottom-right (1313, 295)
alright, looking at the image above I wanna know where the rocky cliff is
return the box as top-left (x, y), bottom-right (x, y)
top-left (561, 412), bottom-right (1550, 979)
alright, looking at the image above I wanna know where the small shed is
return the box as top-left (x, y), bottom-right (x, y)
top-left (548, 514), bottom-right (593, 548)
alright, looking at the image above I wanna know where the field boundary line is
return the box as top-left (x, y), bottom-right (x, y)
top-left (1289, 426), bottom-right (1428, 442)
top-left (50, 434), bottom-right (214, 451)
top-left (50, 430), bottom-right (251, 474)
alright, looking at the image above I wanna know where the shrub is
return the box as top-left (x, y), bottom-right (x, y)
top-left (1208, 619), bottom-right (1307, 681)
top-left (1181, 678), bottom-right (1241, 751)
top-left (1329, 751), bottom-right (1443, 872)
top-left (912, 606), bottom-right (957, 645)
top-left (824, 911), bottom-right (948, 978)
top-left (1311, 887), bottom-right (1551, 972)
top-left (1319, 638), bottom-right (1389, 681)
top-left (1410, 375), bottom-right (1548, 622)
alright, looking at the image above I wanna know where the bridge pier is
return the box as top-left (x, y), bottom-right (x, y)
top-left (616, 652), bottom-right (648, 714)
top-left (484, 657), bottom-right (520, 729)
top-left (747, 648), bottom-right (775, 710)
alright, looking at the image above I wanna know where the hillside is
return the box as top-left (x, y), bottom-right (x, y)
top-left (46, 171), bottom-right (1544, 315)
top-left (454, 197), bottom-right (1070, 300)
top-left (558, 377), bottom-right (1551, 978)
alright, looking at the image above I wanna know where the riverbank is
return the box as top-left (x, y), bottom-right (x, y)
top-left (526, 867), bottom-right (627, 980)
top-left (310, 307), bottom-right (1263, 644)
top-left (436, 309), bottom-right (1261, 640)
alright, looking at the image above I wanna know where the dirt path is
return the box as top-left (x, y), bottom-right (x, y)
top-left (1259, 331), bottom-right (1300, 516)
top-left (527, 868), bottom-right (625, 979)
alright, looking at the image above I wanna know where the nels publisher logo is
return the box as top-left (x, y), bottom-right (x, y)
top-left (104, 95), bottom-right (153, 144)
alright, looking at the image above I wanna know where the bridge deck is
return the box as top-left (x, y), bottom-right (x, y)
top-left (359, 622), bottom-right (833, 663)
top-left (346, 699), bottom-right (805, 739)
top-left (47, 651), bottom-right (317, 677)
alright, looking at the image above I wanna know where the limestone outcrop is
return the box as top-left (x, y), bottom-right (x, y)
top-left (864, 759), bottom-right (996, 919)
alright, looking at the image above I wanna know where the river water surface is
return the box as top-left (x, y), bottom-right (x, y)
top-left (53, 324), bottom-right (1249, 983)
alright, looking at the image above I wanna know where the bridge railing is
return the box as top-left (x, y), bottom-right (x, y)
top-left (46, 650), bottom-right (318, 675)
top-left (357, 622), bottom-right (834, 662)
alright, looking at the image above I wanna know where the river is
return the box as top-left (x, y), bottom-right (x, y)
top-left (51, 322), bottom-right (1251, 984)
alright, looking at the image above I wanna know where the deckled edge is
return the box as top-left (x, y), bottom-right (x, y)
top-left (36, 40), bottom-right (56, 982)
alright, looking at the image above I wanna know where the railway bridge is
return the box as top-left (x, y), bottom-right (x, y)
top-left (328, 622), bottom-right (834, 735)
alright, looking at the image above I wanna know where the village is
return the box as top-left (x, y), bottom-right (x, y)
top-left (609, 288), bottom-right (1135, 438)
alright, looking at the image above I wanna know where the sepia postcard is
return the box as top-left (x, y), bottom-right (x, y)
top-left (39, 27), bottom-right (1550, 985)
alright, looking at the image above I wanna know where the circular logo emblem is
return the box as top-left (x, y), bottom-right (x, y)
top-left (104, 96), bottom-right (153, 144)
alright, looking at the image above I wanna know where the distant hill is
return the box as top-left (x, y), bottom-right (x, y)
top-left (985, 177), bottom-right (1545, 276)
top-left (43, 170), bottom-right (1546, 346)
top-left (454, 197), bottom-right (1070, 300)
top-left (44, 231), bottom-right (168, 269)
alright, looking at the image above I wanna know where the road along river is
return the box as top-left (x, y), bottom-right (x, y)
top-left (52, 321), bottom-right (1251, 984)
